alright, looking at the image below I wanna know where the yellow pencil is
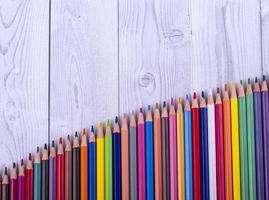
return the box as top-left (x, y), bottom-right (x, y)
top-left (177, 98), bottom-right (185, 200)
top-left (230, 83), bottom-right (241, 200)
top-left (97, 122), bottom-right (105, 200)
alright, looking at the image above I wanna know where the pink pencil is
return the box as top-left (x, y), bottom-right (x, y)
top-left (138, 108), bottom-right (146, 200)
top-left (169, 98), bottom-right (178, 200)
top-left (18, 160), bottom-right (25, 200)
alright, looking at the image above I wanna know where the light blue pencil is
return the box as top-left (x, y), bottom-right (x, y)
top-left (184, 95), bottom-right (193, 200)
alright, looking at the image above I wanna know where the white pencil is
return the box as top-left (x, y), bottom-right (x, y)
top-left (207, 89), bottom-right (217, 200)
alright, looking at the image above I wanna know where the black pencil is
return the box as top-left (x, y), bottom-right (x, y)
top-left (73, 132), bottom-right (80, 200)
top-left (2, 167), bottom-right (9, 200)
top-left (161, 102), bottom-right (170, 200)
top-left (42, 144), bottom-right (49, 200)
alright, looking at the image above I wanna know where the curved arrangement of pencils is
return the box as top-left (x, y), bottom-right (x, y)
top-left (1, 76), bottom-right (269, 200)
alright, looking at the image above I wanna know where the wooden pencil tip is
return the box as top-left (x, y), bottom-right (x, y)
top-left (59, 138), bottom-right (62, 144)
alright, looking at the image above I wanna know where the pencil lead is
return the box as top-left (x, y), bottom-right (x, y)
top-left (240, 80), bottom-right (243, 85)
top-left (59, 137), bottom-right (63, 144)
top-left (44, 144), bottom-right (47, 149)
top-left (148, 105), bottom-right (151, 110)
top-left (4, 167), bottom-right (7, 174)
top-left (21, 159), bottom-right (24, 166)
top-left (13, 162), bottom-right (16, 168)
top-left (37, 146), bottom-right (40, 152)
top-left (115, 116), bottom-right (118, 123)
top-left (82, 128), bottom-right (86, 135)
top-left (232, 83), bottom-right (236, 90)
top-left (217, 87), bottom-right (220, 93)
top-left (123, 113), bottom-right (127, 118)
top-left (140, 107), bottom-right (143, 113)
top-left (107, 119), bottom-right (111, 127)
top-left (29, 153), bottom-right (32, 160)
top-left (67, 135), bottom-right (70, 140)
top-left (163, 101), bottom-right (166, 107)
top-left (224, 84), bottom-right (228, 91)
top-left (131, 110), bottom-right (135, 115)
top-left (193, 92), bottom-right (197, 98)
top-left (248, 78), bottom-right (251, 84)
top-left (155, 103), bottom-right (159, 109)
top-left (171, 98), bottom-right (174, 105)
top-left (75, 132), bottom-right (78, 137)
top-left (202, 91), bottom-right (205, 98)
top-left (186, 94), bottom-right (189, 100)
top-left (255, 77), bottom-right (258, 83)
top-left (91, 126), bottom-right (94, 132)
top-left (263, 75), bottom-right (266, 81)
top-left (52, 140), bottom-right (55, 147)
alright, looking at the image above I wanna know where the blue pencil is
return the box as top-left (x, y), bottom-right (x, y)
top-left (146, 105), bottom-right (155, 200)
top-left (34, 146), bottom-right (41, 200)
top-left (88, 126), bottom-right (96, 200)
top-left (184, 95), bottom-right (193, 200)
top-left (113, 117), bottom-right (121, 200)
top-left (200, 92), bottom-right (209, 200)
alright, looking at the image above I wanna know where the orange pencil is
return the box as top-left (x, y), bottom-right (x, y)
top-left (154, 103), bottom-right (162, 200)
top-left (121, 113), bottom-right (129, 200)
top-left (81, 128), bottom-right (88, 200)
top-left (223, 84), bottom-right (233, 199)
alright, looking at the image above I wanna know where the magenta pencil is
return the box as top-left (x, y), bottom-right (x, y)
top-left (169, 98), bottom-right (178, 200)
top-left (18, 160), bottom-right (25, 200)
top-left (138, 108), bottom-right (146, 200)
top-left (10, 163), bottom-right (18, 200)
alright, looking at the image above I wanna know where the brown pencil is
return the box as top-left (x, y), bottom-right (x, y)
top-left (65, 135), bottom-right (72, 200)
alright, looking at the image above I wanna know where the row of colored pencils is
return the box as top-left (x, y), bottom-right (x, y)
top-left (1, 76), bottom-right (269, 200)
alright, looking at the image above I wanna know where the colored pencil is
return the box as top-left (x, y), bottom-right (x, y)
top-left (26, 154), bottom-right (33, 200)
top-left (42, 144), bottom-right (49, 200)
top-left (34, 147), bottom-right (41, 200)
top-left (169, 99), bottom-right (178, 200)
top-left (18, 160), bottom-right (25, 200)
top-left (129, 112), bottom-right (138, 200)
top-left (200, 92), bottom-right (209, 200)
top-left (177, 98), bottom-right (185, 200)
top-left (56, 138), bottom-right (64, 200)
top-left (10, 163), bottom-right (18, 200)
top-left (105, 120), bottom-right (113, 200)
top-left (192, 92), bottom-right (201, 200)
top-left (81, 129), bottom-right (88, 200)
top-left (72, 133), bottom-right (80, 200)
top-left (89, 127), bottom-right (96, 200)
top-left (97, 122), bottom-right (105, 200)
top-left (0, 175), bottom-right (1, 200)
top-left (231, 83), bottom-right (241, 200)
top-left (207, 90), bottom-right (217, 200)
top-left (154, 103), bottom-right (163, 200)
top-left (49, 141), bottom-right (56, 200)
top-left (261, 75), bottom-right (269, 199)
top-left (161, 102), bottom-right (170, 200)
top-left (215, 88), bottom-right (224, 200)
top-left (223, 84), bottom-right (233, 200)
top-left (246, 78), bottom-right (257, 200)
top-left (121, 114), bottom-right (129, 200)
top-left (146, 106), bottom-right (155, 200)
top-left (113, 117), bottom-right (121, 200)
top-left (65, 136), bottom-right (72, 200)
top-left (184, 96), bottom-right (193, 200)
top-left (1, 168), bottom-right (9, 200)
top-left (238, 81), bottom-right (248, 200)
top-left (138, 108), bottom-right (146, 200)
top-left (254, 77), bottom-right (265, 199)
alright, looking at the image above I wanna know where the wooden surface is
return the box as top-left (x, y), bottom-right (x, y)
top-left (0, 0), bottom-right (266, 167)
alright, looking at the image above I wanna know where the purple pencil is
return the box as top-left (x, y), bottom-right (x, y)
top-left (261, 75), bottom-right (269, 199)
top-left (49, 141), bottom-right (56, 200)
top-left (138, 108), bottom-right (146, 200)
top-left (18, 160), bottom-right (25, 200)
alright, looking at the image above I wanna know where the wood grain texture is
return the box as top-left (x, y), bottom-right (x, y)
top-left (0, 0), bottom-right (49, 166)
top-left (50, 0), bottom-right (118, 140)
top-left (191, 0), bottom-right (262, 92)
top-left (119, 0), bottom-right (191, 113)
top-left (262, 0), bottom-right (269, 74)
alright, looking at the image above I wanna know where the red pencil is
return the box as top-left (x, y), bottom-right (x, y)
top-left (26, 153), bottom-right (33, 200)
top-left (57, 138), bottom-right (64, 200)
top-left (215, 88), bottom-right (225, 200)
top-left (192, 92), bottom-right (201, 200)
top-left (18, 159), bottom-right (25, 200)
top-left (10, 163), bottom-right (18, 200)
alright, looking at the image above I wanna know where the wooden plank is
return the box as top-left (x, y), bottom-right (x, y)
top-left (191, 0), bottom-right (262, 92)
top-left (0, 0), bottom-right (49, 167)
top-left (262, 0), bottom-right (269, 74)
top-left (50, 0), bottom-right (118, 140)
top-left (119, 0), bottom-right (192, 113)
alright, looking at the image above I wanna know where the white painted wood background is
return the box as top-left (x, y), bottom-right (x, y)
top-left (0, 0), bottom-right (266, 167)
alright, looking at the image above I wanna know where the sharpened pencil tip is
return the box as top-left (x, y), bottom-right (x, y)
top-left (217, 87), bottom-right (220, 93)
top-left (37, 146), bottom-right (40, 152)
top-left (140, 107), bottom-right (143, 113)
top-left (29, 153), bottom-right (32, 160)
top-left (240, 80), bottom-right (243, 84)
top-left (193, 92), bottom-right (197, 98)
top-left (255, 77), bottom-right (258, 83)
top-left (52, 140), bottom-right (55, 147)
top-left (263, 75), bottom-right (266, 81)
top-left (13, 162), bottom-right (16, 168)
top-left (59, 137), bottom-right (62, 144)
top-left (202, 91), bottom-right (205, 98)
top-left (44, 144), bottom-right (47, 149)
top-left (163, 101), bottom-right (166, 107)
top-left (106, 119), bottom-right (111, 127)
top-left (147, 105), bottom-right (151, 110)
top-left (248, 78), bottom-right (251, 84)
top-left (91, 126), bottom-right (94, 132)
top-left (224, 84), bottom-right (228, 91)
top-left (75, 132), bottom-right (78, 137)
top-left (67, 135), bottom-right (70, 140)
top-left (232, 83), bottom-right (236, 90)
top-left (4, 167), bottom-right (7, 174)
top-left (186, 94), bottom-right (189, 100)
top-left (21, 159), bottom-right (24, 166)
top-left (115, 116), bottom-right (118, 123)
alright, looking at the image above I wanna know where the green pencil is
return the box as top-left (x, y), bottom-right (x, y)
top-left (246, 79), bottom-right (257, 200)
top-left (105, 119), bottom-right (113, 200)
top-left (238, 81), bottom-right (248, 200)
top-left (34, 146), bottom-right (41, 200)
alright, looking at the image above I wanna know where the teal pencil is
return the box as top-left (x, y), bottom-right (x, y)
top-left (34, 147), bottom-right (41, 200)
